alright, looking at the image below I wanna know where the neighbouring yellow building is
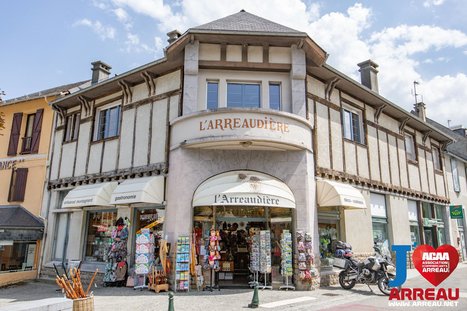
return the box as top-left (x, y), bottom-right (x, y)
top-left (0, 82), bottom-right (84, 286)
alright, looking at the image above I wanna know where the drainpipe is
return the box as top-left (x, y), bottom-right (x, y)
top-left (37, 103), bottom-right (57, 278)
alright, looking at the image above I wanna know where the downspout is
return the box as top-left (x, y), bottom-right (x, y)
top-left (37, 97), bottom-right (58, 277)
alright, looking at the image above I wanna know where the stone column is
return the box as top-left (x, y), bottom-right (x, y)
top-left (290, 44), bottom-right (307, 118)
top-left (183, 41), bottom-right (199, 115)
top-left (290, 150), bottom-right (318, 290)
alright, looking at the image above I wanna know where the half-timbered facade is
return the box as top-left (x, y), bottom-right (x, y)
top-left (40, 11), bottom-right (456, 289)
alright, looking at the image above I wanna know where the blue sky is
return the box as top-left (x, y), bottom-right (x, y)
top-left (1, 0), bottom-right (466, 126)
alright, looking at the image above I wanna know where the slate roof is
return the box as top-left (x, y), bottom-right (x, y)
top-left (427, 118), bottom-right (467, 162)
top-left (2, 80), bottom-right (88, 106)
top-left (191, 10), bottom-right (304, 35)
top-left (0, 205), bottom-right (44, 229)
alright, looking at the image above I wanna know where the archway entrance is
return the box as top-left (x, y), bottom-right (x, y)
top-left (192, 171), bottom-right (295, 288)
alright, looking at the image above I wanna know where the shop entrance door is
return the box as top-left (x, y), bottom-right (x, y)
top-left (424, 227), bottom-right (436, 247)
top-left (460, 230), bottom-right (466, 261)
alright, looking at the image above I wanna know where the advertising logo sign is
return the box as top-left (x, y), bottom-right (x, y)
top-left (388, 244), bottom-right (460, 307)
top-left (412, 244), bottom-right (459, 287)
top-left (450, 205), bottom-right (464, 219)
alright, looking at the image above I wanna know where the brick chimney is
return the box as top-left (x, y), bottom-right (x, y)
top-left (414, 102), bottom-right (427, 122)
top-left (357, 60), bottom-right (379, 93)
top-left (167, 30), bottom-right (182, 44)
top-left (91, 61), bottom-right (111, 85)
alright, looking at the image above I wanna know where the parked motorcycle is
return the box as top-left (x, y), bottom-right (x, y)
top-left (333, 241), bottom-right (398, 295)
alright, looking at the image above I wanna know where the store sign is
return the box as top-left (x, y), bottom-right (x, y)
top-left (63, 198), bottom-right (94, 206)
top-left (214, 194), bottom-right (281, 206)
top-left (450, 205), bottom-right (464, 219)
top-left (199, 116), bottom-right (290, 134)
top-left (171, 110), bottom-right (312, 151)
top-left (0, 158), bottom-right (24, 170)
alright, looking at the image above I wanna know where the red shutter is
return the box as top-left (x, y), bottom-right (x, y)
top-left (30, 109), bottom-right (44, 154)
top-left (9, 168), bottom-right (28, 202)
top-left (7, 113), bottom-right (23, 156)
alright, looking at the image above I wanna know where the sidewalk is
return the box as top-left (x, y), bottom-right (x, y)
top-left (0, 267), bottom-right (466, 311)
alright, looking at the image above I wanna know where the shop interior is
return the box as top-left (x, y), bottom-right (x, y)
top-left (193, 205), bottom-right (292, 288)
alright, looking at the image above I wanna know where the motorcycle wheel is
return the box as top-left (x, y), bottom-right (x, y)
top-left (338, 271), bottom-right (356, 290)
top-left (377, 275), bottom-right (398, 296)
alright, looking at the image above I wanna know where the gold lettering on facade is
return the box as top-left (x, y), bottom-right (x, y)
top-left (198, 117), bottom-right (290, 134)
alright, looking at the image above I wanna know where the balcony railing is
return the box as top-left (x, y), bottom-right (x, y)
top-left (21, 136), bottom-right (32, 154)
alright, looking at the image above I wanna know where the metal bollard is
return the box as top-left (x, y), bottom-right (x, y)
top-left (248, 285), bottom-right (259, 308)
top-left (168, 291), bottom-right (175, 311)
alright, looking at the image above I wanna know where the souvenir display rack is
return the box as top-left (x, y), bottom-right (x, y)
top-left (249, 233), bottom-right (260, 288)
top-left (203, 229), bottom-right (220, 291)
top-left (259, 230), bottom-right (272, 290)
top-left (175, 235), bottom-right (190, 292)
top-left (279, 230), bottom-right (295, 290)
top-left (296, 231), bottom-right (316, 287)
top-left (134, 229), bottom-right (154, 290)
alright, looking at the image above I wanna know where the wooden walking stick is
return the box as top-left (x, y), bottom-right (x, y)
top-left (86, 269), bottom-right (99, 297)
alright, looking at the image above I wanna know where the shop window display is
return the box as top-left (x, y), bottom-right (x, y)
top-left (0, 241), bottom-right (36, 272)
top-left (318, 224), bottom-right (338, 259)
top-left (103, 217), bottom-right (129, 287)
top-left (372, 221), bottom-right (389, 247)
top-left (193, 206), bottom-right (292, 289)
top-left (84, 211), bottom-right (117, 262)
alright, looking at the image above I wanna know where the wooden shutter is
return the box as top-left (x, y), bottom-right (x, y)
top-left (30, 109), bottom-right (44, 154)
top-left (9, 168), bottom-right (28, 202)
top-left (7, 113), bottom-right (23, 156)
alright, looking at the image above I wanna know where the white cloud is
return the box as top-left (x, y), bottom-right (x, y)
top-left (114, 7), bottom-right (129, 23)
top-left (423, 0), bottom-right (445, 8)
top-left (107, 0), bottom-right (467, 124)
top-left (92, 0), bottom-right (109, 10)
top-left (73, 18), bottom-right (116, 40)
top-left (422, 73), bottom-right (467, 125)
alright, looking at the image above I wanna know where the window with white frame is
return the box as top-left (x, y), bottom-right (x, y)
top-left (405, 133), bottom-right (417, 162)
top-left (432, 146), bottom-right (442, 171)
top-left (269, 83), bottom-right (281, 110)
top-left (64, 113), bottom-right (80, 142)
top-left (227, 82), bottom-right (260, 108)
top-left (206, 81), bottom-right (219, 110)
top-left (94, 102), bottom-right (121, 141)
top-left (451, 157), bottom-right (460, 192)
top-left (342, 105), bottom-right (364, 144)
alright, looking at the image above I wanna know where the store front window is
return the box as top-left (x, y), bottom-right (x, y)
top-left (318, 208), bottom-right (340, 263)
top-left (407, 200), bottom-right (420, 249)
top-left (0, 241), bottom-right (37, 272)
top-left (84, 210), bottom-right (117, 262)
top-left (193, 205), bottom-right (292, 287)
top-left (421, 202), bottom-right (447, 247)
top-left (370, 193), bottom-right (390, 247)
top-left (131, 207), bottom-right (164, 265)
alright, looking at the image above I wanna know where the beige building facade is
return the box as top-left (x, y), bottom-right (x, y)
top-left (0, 83), bottom-right (82, 286)
top-left (40, 11), bottom-right (459, 290)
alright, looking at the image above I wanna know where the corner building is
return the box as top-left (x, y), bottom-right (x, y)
top-left (41, 11), bottom-right (455, 290)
